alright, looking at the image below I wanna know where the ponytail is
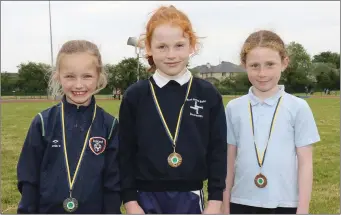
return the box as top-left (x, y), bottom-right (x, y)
top-left (147, 55), bottom-right (156, 73)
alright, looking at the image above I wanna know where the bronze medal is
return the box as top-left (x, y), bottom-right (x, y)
top-left (254, 173), bottom-right (267, 188)
top-left (167, 152), bottom-right (183, 168)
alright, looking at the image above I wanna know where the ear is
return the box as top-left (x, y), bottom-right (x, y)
top-left (241, 62), bottom-right (246, 70)
top-left (281, 56), bottom-right (289, 72)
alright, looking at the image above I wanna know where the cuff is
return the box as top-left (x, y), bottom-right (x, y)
top-left (122, 189), bottom-right (138, 204)
top-left (103, 191), bottom-right (122, 214)
top-left (208, 190), bottom-right (223, 201)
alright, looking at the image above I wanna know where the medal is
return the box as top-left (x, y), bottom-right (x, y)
top-left (61, 101), bottom-right (97, 212)
top-left (254, 173), bottom-right (267, 188)
top-left (167, 152), bottom-right (183, 167)
top-left (149, 75), bottom-right (193, 168)
top-left (249, 96), bottom-right (282, 188)
top-left (63, 197), bottom-right (79, 213)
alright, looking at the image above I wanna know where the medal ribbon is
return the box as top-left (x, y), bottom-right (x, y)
top-left (61, 102), bottom-right (97, 194)
top-left (249, 96), bottom-right (282, 167)
top-left (149, 76), bottom-right (193, 150)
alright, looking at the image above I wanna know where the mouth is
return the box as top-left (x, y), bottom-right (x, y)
top-left (164, 62), bottom-right (181, 67)
top-left (72, 91), bottom-right (87, 96)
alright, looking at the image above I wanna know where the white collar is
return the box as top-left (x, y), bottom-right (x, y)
top-left (152, 69), bottom-right (192, 88)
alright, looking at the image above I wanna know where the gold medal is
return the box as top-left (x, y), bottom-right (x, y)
top-left (249, 96), bottom-right (282, 188)
top-left (149, 75), bottom-right (193, 168)
top-left (61, 100), bottom-right (97, 212)
top-left (167, 152), bottom-right (183, 168)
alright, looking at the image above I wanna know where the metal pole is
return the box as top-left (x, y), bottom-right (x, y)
top-left (49, 0), bottom-right (54, 67)
top-left (136, 53), bottom-right (140, 81)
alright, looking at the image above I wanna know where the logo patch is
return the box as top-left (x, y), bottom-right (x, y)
top-left (187, 98), bottom-right (206, 118)
top-left (89, 137), bottom-right (106, 155)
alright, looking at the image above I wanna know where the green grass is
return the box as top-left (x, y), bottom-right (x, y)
top-left (1, 97), bottom-right (340, 213)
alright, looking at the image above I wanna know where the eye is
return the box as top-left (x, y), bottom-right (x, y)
top-left (84, 75), bottom-right (93, 78)
top-left (65, 75), bottom-right (74, 78)
top-left (158, 45), bottom-right (165, 49)
top-left (176, 44), bottom-right (184, 48)
top-left (266, 62), bottom-right (275, 67)
top-left (250, 63), bottom-right (259, 68)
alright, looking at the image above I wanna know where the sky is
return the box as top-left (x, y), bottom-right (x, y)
top-left (1, 1), bottom-right (340, 73)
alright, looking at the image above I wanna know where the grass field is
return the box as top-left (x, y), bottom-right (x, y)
top-left (1, 97), bottom-right (340, 214)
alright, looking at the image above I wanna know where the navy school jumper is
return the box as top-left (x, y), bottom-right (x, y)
top-left (119, 77), bottom-right (227, 204)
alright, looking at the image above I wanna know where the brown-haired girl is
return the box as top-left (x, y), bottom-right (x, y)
top-left (223, 30), bottom-right (320, 214)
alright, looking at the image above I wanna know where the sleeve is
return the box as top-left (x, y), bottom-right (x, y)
top-left (225, 102), bottom-right (237, 146)
top-left (207, 92), bottom-right (228, 201)
top-left (103, 118), bottom-right (122, 214)
top-left (118, 93), bottom-right (138, 203)
top-left (294, 100), bottom-right (321, 147)
top-left (17, 114), bottom-right (46, 214)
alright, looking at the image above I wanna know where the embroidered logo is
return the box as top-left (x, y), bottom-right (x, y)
top-left (89, 137), bottom-right (106, 155)
top-left (51, 139), bottom-right (61, 148)
top-left (187, 98), bottom-right (206, 118)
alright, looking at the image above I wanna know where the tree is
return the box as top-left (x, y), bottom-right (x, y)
top-left (17, 62), bottom-right (50, 94)
top-left (312, 51), bottom-right (340, 69)
top-left (1, 72), bottom-right (18, 94)
top-left (188, 68), bottom-right (200, 77)
top-left (106, 58), bottom-right (149, 93)
top-left (281, 42), bottom-right (314, 93)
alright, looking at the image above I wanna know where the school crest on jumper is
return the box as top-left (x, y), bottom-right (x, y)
top-left (89, 137), bottom-right (106, 155)
top-left (187, 98), bottom-right (206, 118)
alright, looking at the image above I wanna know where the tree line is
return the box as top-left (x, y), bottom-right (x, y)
top-left (1, 41), bottom-right (339, 96)
top-left (214, 42), bottom-right (340, 95)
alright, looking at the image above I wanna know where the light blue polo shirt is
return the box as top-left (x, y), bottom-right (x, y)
top-left (225, 85), bottom-right (320, 208)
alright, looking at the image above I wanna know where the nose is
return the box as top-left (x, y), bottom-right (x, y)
top-left (75, 78), bottom-right (83, 89)
top-left (258, 66), bottom-right (267, 77)
top-left (166, 48), bottom-right (176, 59)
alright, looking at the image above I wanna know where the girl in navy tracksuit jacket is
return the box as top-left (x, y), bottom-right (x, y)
top-left (17, 40), bottom-right (121, 214)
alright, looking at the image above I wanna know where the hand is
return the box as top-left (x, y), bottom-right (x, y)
top-left (296, 207), bottom-right (309, 214)
top-left (124, 201), bottom-right (145, 214)
top-left (221, 205), bottom-right (230, 214)
top-left (203, 200), bottom-right (222, 214)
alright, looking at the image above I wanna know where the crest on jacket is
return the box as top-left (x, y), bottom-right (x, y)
top-left (89, 137), bottom-right (106, 155)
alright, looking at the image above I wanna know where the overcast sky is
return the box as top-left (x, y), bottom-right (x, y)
top-left (1, 1), bottom-right (340, 73)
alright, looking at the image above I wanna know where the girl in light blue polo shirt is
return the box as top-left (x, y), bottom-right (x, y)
top-left (222, 30), bottom-right (320, 214)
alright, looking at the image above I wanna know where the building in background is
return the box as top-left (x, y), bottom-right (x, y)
top-left (192, 61), bottom-right (246, 83)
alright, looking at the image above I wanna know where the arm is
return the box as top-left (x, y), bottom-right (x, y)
top-left (294, 100), bottom-right (320, 214)
top-left (222, 103), bottom-right (237, 214)
top-left (17, 115), bottom-right (45, 214)
top-left (222, 145), bottom-right (237, 214)
top-left (296, 145), bottom-right (313, 214)
top-left (103, 119), bottom-right (121, 214)
top-left (118, 93), bottom-right (144, 213)
top-left (205, 93), bottom-right (227, 213)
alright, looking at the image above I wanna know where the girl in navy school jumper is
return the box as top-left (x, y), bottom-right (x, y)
top-left (119, 5), bottom-right (227, 214)
top-left (17, 40), bottom-right (121, 214)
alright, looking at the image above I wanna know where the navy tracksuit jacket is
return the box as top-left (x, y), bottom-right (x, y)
top-left (17, 96), bottom-right (121, 214)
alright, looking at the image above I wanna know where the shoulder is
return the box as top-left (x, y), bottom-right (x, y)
top-left (30, 103), bottom-right (62, 136)
top-left (282, 92), bottom-right (312, 114)
top-left (123, 79), bottom-right (150, 101)
top-left (225, 94), bottom-right (249, 112)
top-left (192, 77), bottom-right (222, 105)
top-left (193, 77), bottom-right (220, 95)
top-left (96, 106), bottom-right (118, 127)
